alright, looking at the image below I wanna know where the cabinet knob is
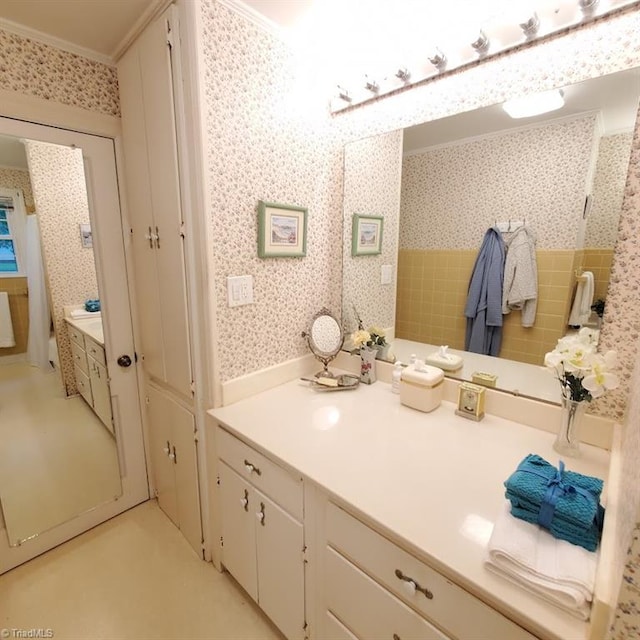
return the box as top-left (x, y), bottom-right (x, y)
top-left (394, 569), bottom-right (433, 600)
top-left (244, 460), bottom-right (262, 476)
top-left (240, 489), bottom-right (249, 512)
top-left (256, 502), bottom-right (266, 526)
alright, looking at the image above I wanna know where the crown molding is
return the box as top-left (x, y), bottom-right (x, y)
top-left (0, 17), bottom-right (114, 66)
top-left (216, 0), bottom-right (283, 38)
top-left (111, 0), bottom-right (173, 61)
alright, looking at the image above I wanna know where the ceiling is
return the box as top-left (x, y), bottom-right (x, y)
top-left (0, 0), bottom-right (310, 60)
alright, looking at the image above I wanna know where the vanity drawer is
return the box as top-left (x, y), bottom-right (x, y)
top-left (85, 335), bottom-right (106, 366)
top-left (326, 503), bottom-right (535, 640)
top-left (70, 340), bottom-right (89, 375)
top-left (326, 546), bottom-right (450, 640)
top-left (324, 611), bottom-right (359, 640)
top-left (216, 426), bottom-right (303, 520)
top-left (67, 323), bottom-right (85, 348)
top-left (74, 364), bottom-right (93, 405)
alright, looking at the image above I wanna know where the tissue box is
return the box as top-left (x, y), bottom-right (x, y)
top-left (400, 364), bottom-right (445, 413)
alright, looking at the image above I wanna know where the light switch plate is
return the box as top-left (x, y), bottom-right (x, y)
top-left (227, 275), bottom-right (254, 307)
top-left (381, 264), bottom-right (393, 285)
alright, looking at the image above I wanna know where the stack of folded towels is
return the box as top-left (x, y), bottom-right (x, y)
top-left (485, 454), bottom-right (605, 620)
top-left (504, 454), bottom-right (604, 552)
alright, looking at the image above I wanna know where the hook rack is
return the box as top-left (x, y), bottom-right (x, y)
top-left (495, 219), bottom-right (525, 233)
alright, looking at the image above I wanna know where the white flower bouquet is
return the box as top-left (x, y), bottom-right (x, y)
top-left (544, 328), bottom-right (619, 402)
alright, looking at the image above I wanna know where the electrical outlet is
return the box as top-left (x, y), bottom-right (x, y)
top-left (227, 275), bottom-right (254, 307)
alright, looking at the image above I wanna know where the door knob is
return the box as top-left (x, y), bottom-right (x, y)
top-left (117, 354), bottom-right (132, 367)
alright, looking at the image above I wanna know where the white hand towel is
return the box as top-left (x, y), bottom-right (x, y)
top-left (568, 271), bottom-right (594, 327)
top-left (485, 502), bottom-right (597, 621)
top-left (70, 309), bottom-right (100, 319)
top-left (0, 291), bottom-right (16, 348)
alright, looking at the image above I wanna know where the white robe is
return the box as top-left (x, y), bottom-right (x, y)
top-left (502, 226), bottom-right (538, 327)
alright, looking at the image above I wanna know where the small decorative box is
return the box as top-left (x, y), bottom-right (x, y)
top-left (471, 371), bottom-right (497, 388)
top-left (400, 364), bottom-right (445, 413)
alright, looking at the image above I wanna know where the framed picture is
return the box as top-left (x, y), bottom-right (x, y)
top-left (258, 201), bottom-right (307, 258)
top-left (79, 223), bottom-right (93, 248)
top-left (352, 214), bottom-right (383, 256)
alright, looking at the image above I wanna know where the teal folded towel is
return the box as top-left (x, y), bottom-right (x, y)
top-left (504, 454), bottom-right (604, 552)
top-left (509, 503), bottom-right (602, 551)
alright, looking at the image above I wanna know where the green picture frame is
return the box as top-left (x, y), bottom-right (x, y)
top-left (352, 214), bottom-right (383, 256)
top-left (258, 201), bottom-right (308, 258)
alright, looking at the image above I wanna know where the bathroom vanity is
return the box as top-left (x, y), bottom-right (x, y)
top-left (66, 316), bottom-right (113, 434)
top-left (209, 380), bottom-right (612, 640)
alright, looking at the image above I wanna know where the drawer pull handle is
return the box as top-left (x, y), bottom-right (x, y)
top-left (256, 502), bottom-right (266, 526)
top-left (394, 569), bottom-right (433, 600)
top-left (244, 460), bottom-right (262, 476)
top-left (240, 489), bottom-right (249, 512)
top-left (393, 635), bottom-right (401, 640)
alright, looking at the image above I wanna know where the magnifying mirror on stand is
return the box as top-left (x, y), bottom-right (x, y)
top-left (302, 308), bottom-right (344, 378)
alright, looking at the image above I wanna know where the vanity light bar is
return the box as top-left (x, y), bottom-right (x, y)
top-left (330, 0), bottom-right (639, 113)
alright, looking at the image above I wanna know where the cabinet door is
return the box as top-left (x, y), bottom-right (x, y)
top-left (255, 488), bottom-right (305, 640)
top-left (219, 462), bottom-right (258, 602)
top-left (146, 385), bottom-right (178, 526)
top-left (89, 358), bottom-right (113, 433)
top-left (117, 8), bottom-right (193, 400)
top-left (117, 38), bottom-right (165, 385)
top-left (137, 12), bottom-right (193, 399)
top-left (170, 401), bottom-right (201, 553)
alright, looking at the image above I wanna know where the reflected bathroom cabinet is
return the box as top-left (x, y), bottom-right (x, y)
top-left (118, 6), bottom-right (202, 554)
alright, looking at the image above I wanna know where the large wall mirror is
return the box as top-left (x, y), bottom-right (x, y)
top-left (342, 67), bottom-right (640, 405)
top-left (0, 133), bottom-right (122, 548)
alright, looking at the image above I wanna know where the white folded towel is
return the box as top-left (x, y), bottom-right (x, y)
top-left (69, 309), bottom-right (100, 319)
top-left (568, 271), bottom-right (594, 327)
top-left (485, 501), bottom-right (597, 621)
top-left (0, 291), bottom-right (16, 348)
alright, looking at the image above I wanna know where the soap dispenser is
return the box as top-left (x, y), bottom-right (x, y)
top-left (392, 362), bottom-right (403, 394)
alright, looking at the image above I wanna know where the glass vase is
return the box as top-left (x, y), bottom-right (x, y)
top-left (359, 346), bottom-right (377, 384)
top-left (553, 396), bottom-right (587, 457)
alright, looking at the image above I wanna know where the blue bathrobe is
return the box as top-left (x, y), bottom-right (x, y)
top-left (464, 228), bottom-right (505, 356)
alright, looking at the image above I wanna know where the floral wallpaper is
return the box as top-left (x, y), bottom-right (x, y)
top-left (607, 333), bottom-right (640, 638)
top-left (609, 524), bottom-right (640, 639)
top-left (399, 114), bottom-right (596, 251)
top-left (0, 167), bottom-right (34, 210)
top-left (587, 132), bottom-right (634, 249)
top-left (342, 130), bottom-right (403, 334)
top-left (199, 0), bottom-right (342, 383)
top-left (24, 141), bottom-right (99, 397)
top-left (0, 29), bottom-right (119, 117)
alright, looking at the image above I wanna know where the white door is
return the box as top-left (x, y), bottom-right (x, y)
top-left (0, 116), bottom-right (149, 573)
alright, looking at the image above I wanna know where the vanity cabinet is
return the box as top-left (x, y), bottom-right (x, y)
top-left (217, 427), bottom-right (306, 640)
top-left (147, 384), bottom-right (202, 555)
top-left (68, 320), bottom-right (113, 434)
top-left (321, 502), bottom-right (535, 640)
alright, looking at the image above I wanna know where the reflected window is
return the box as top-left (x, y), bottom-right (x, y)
top-left (0, 197), bottom-right (19, 273)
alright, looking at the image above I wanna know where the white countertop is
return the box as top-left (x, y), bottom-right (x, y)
top-left (210, 379), bottom-right (610, 640)
top-left (65, 315), bottom-right (104, 345)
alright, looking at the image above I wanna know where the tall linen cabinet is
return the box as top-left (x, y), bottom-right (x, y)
top-left (117, 5), bottom-right (203, 555)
